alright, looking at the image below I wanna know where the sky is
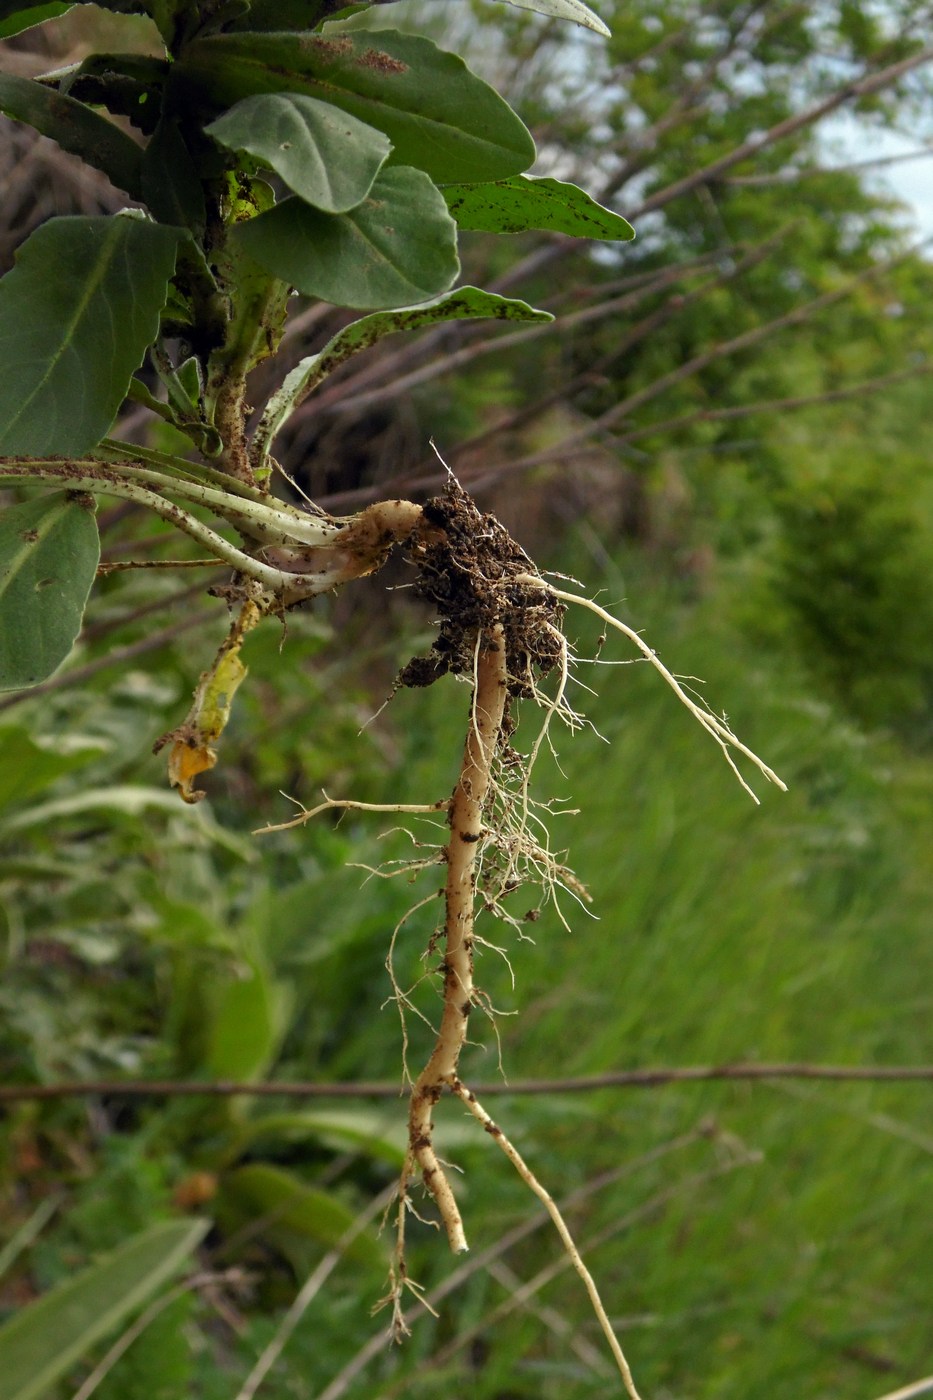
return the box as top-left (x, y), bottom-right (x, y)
top-left (825, 114), bottom-right (933, 239)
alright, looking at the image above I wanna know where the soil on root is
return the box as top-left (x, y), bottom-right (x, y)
top-left (398, 477), bottom-right (565, 697)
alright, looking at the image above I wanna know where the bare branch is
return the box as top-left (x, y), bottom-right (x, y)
top-left (5, 1062), bottom-right (933, 1104)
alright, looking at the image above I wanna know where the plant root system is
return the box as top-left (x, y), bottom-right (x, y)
top-left (254, 473), bottom-right (783, 1392)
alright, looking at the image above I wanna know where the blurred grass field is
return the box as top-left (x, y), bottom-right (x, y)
top-left (3, 545), bottom-right (931, 1400)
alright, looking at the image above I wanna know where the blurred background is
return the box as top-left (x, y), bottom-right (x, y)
top-left (2, 2), bottom-right (933, 1396)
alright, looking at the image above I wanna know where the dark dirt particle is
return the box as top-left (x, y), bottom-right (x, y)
top-left (399, 476), bottom-right (564, 698)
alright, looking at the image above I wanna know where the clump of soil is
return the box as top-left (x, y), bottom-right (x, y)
top-left (398, 477), bottom-right (565, 697)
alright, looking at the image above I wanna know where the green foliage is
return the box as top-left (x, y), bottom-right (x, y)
top-left (0, 2), bottom-right (69, 37)
top-left (443, 175), bottom-right (635, 239)
top-left (0, 0), bottom-right (633, 653)
top-left (4, 565), bottom-right (932, 1397)
top-left (0, 72), bottom-right (142, 193)
top-left (0, 1219), bottom-right (208, 1400)
top-left (176, 29), bottom-right (536, 182)
top-left (0, 218), bottom-right (183, 455)
top-left (774, 480), bottom-right (933, 732)
top-left (206, 92), bottom-right (393, 214)
top-left (235, 167), bottom-right (460, 308)
top-left (0, 493), bottom-right (100, 690)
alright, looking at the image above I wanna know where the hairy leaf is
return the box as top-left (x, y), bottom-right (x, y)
top-left (0, 216), bottom-right (184, 456)
top-left (0, 3), bottom-right (70, 38)
top-left (0, 1219), bottom-right (209, 1400)
top-left (174, 28), bottom-right (535, 182)
top-left (234, 165), bottom-right (459, 309)
top-left (0, 72), bottom-right (143, 195)
top-left (443, 174), bottom-right (635, 239)
top-left (255, 286), bottom-right (553, 458)
top-left (0, 494), bottom-right (99, 692)
top-left (206, 92), bottom-right (391, 213)
top-left (492, 0), bottom-right (610, 35)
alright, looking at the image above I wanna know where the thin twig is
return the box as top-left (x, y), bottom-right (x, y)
top-left (5, 1063), bottom-right (933, 1103)
top-left (453, 1078), bottom-right (643, 1399)
top-left (254, 793), bottom-right (449, 836)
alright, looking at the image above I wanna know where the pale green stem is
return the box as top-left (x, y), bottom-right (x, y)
top-left (0, 463), bottom-right (293, 589)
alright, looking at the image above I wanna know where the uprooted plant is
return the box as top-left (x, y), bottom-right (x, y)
top-left (0, 0), bottom-right (784, 1390)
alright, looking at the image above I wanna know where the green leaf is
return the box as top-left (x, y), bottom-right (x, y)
top-left (0, 494), bottom-right (99, 692)
top-left (174, 29), bottom-right (535, 182)
top-left (206, 92), bottom-right (391, 213)
top-left (234, 165), bottom-right (459, 309)
top-left (221, 1164), bottom-right (384, 1272)
top-left (205, 959), bottom-right (291, 1082)
top-left (141, 116), bottom-right (207, 231)
top-left (238, 0), bottom-right (330, 29)
top-left (490, 0), bottom-right (610, 36)
top-left (0, 1197), bottom-right (60, 1284)
top-left (0, 215), bottom-right (184, 456)
top-left (255, 286), bottom-right (552, 460)
top-left (0, 1218), bottom-right (209, 1400)
top-left (236, 1108), bottom-right (407, 1163)
top-left (443, 175), bottom-right (635, 239)
top-left (0, 725), bottom-right (103, 811)
top-left (0, 72), bottom-right (143, 195)
top-left (0, 3), bottom-right (71, 38)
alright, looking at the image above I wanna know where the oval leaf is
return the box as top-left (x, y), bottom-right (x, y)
top-left (443, 174), bottom-right (635, 239)
top-left (0, 72), bottom-right (143, 195)
top-left (175, 29), bottom-right (535, 183)
top-left (0, 1218), bottom-right (209, 1400)
top-left (234, 166), bottom-right (459, 309)
top-left (0, 216), bottom-right (184, 456)
top-left (207, 92), bottom-right (392, 213)
top-left (491, 0), bottom-right (609, 34)
top-left (255, 286), bottom-right (553, 459)
top-left (0, 493), bottom-right (100, 692)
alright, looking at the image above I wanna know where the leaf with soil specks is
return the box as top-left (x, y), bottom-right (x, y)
top-left (175, 28), bottom-right (534, 182)
top-left (255, 286), bottom-right (552, 459)
top-left (443, 175), bottom-right (634, 239)
top-left (0, 493), bottom-right (99, 692)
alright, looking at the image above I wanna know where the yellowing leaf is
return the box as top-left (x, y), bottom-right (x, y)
top-left (157, 601), bottom-right (259, 803)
